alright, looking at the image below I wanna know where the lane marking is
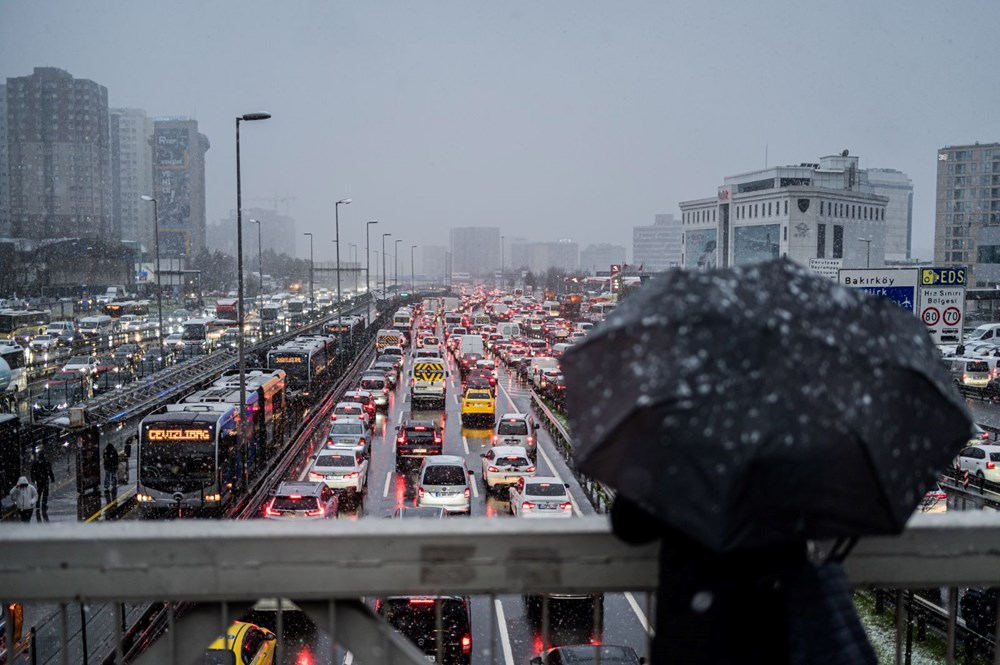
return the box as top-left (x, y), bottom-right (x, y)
top-left (533, 417), bottom-right (584, 517)
top-left (344, 651), bottom-right (354, 665)
top-left (297, 464), bottom-right (309, 481)
top-left (383, 471), bottom-right (392, 498)
top-left (470, 474), bottom-right (479, 498)
top-left (454, 394), bottom-right (460, 405)
top-left (625, 591), bottom-right (652, 634)
top-left (462, 435), bottom-right (470, 455)
top-left (396, 409), bottom-right (404, 424)
top-left (493, 599), bottom-right (515, 665)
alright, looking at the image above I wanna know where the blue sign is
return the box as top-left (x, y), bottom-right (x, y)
top-left (857, 286), bottom-right (916, 312)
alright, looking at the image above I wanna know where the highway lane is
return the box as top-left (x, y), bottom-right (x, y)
top-left (268, 332), bottom-right (653, 665)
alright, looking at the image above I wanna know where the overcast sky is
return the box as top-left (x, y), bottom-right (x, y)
top-left (3, 1), bottom-right (999, 262)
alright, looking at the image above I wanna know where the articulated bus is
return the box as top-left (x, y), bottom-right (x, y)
top-left (324, 316), bottom-right (365, 352)
top-left (0, 310), bottom-right (49, 344)
top-left (267, 336), bottom-right (337, 395)
top-left (181, 318), bottom-right (229, 350)
top-left (0, 344), bottom-right (26, 413)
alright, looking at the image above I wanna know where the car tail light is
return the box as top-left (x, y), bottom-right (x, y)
top-left (988, 462), bottom-right (996, 470)
top-left (526, 466), bottom-right (536, 473)
top-left (343, 472), bottom-right (359, 479)
top-left (560, 501), bottom-right (573, 511)
top-left (264, 500), bottom-right (281, 517)
top-left (409, 598), bottom-right (435, 604)
top-left (434, 434), bottom-right (442, 444)
top-left (461, 635), bottom-right (472, 654)
top-left (464, 487), bottom-right (471, 498)
top-left (418, 487), bottom-right (425, 498)
top-left (309, 472), bottom-right (323, 481)
top-left (383, 387), bottom-right (389, 394)
top-left (964, 373), bottom-right (969, 382)
top-left (305, 505), bottom-right (325, 517)
top-left (522, 501), bottom-right (535, 511)
top-left (487, 465), bottom-right (499, 473)
top-left (397, 435), bottom-right (405, 443)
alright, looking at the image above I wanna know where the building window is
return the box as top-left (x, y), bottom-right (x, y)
top-left (784, 200), bottom-right (787, 215)
top-left (768, 202), bottom-right (772, 216)
top-left (817, 224), bottom-right (826, 258)
top-left (833, 225), bottom-right (843, 259)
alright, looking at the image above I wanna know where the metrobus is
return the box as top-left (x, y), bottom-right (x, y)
top-left (324, 316), bottom-right (366, 351)
top-left (104, 301), bottom-right (149, 318)
top-left (0, 310), bottom-right (49, 343)
top-left (136, 402), bottom-right (249, 515)
top-left (210, 368), bottom-right (288, 455)
top-left (181, 318), bottom-right (229, 349)
top-left (0, 344), bottom-right (27, 413)
top-left (267, 336), bottom-right (337, 395)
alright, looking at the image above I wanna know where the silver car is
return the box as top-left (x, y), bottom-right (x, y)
top-left (493, 413), bottom-right (540, 459)
top-left (324, 419), bottom-right (372, 458)
top-left (264, 481), bottom-right (338, 520)
top-left (359, 375), bottom-right (389, 408)
top-left (417, 455), bottom-right (474, 515)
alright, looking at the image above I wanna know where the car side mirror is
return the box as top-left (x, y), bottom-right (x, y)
top-left (565, 483), bottom-right (570, 488)
top-left (309, 454), bottom-right (317, 459)
top-left (263, 632), bottom-right (277, 641)
top-left (480, 453), bottom-right (486, 458)
top-left (533, 423), bottom-right (540, 430)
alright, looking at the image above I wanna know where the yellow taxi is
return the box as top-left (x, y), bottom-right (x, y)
top-left (204, 621), bottom-right (276, 665)
top-left (461, 387), bottom-right (496, 427)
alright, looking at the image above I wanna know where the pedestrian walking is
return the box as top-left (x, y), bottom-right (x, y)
top-left (9, 476), bottom-right (38, 523)
top-left (103, 442), bottom-right (118, 494)
top-left (30, 450), bottom-right (55, 521)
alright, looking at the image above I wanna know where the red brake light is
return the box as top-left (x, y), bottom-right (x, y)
top-left (461, 635), bottom-right (472, 654)
top-left (526, 466), bottom-right (535, 473)
top-left (409, 598), bottom-right (435, 604)
top-left (397, 435), bottom-right (405, 443)
top-left (305, 505), bottom-right (325, 516)
top-left (344, 472), bottom-right (359, 479)
top-left (289, 494), bottom-right (302, 499)
top-left (464, 487), bottom-right (471, 498)
top-left (414, 426), bottom-right (426, 431)
top-left (264, 500), bottom-right (281, 516)
top-left (560, 501), bottom-right (573, 510)
top-left (418, 487), bottom-right (425, 497)
top-left (988, 462), bottom-right (996, 470)
top-left (522, 501), bottom-right (535, 510)
top-left (487, 465), bottom-right (499, 473)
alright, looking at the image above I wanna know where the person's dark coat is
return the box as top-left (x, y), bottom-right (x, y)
top-left (103, 443), bottom-right (118, 472)
top-left (30, 452), bottom-right (55, 488)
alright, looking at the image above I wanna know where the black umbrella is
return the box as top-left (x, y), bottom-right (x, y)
top-left (563, 258), bottom-right (972, 553)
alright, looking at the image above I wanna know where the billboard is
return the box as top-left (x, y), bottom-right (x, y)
top-left (155, 127), bottom-right (189, 168)
top-left (685, 228), bottom-right (718, 270)
top-left (733, 224), bottom-right (780, 266)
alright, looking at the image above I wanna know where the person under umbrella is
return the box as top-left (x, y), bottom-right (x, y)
top-left (563, 258), bottom-right (973, 665)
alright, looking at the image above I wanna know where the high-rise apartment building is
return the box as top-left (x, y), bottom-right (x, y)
top-left (508, 240), bottom-right (580, 273)
top-left (421, 245), bottom-right (447, 282)
top-left (449, 226), bottom-right (499, 278)
top-left (580, 243), bottom-right (627, 275)
top-left (110, 108), bottom-right (154, 247)
top-left (208, 207), bottom-right (296, 258)
top-left (935, 143), bottom-right (1000, 286)
top-left (862, 169), bottom-right (913, 261)
top-left (679, 153), bottom-right (888, 272)
top-left (153, 117), bottom-right (210, 258)
top-left (632, 214), bottom-right (681, 271)
top-left (0, 84), bottom-right (9, 237)
top-left (6, 67), bottom-right (112, 240)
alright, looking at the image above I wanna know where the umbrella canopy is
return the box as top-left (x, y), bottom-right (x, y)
top-left (563, 258), bottom-right (973, 552)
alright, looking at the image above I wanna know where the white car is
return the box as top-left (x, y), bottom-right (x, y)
top-left (332, 401), bottom-right (374, 430)
top-left (493, 413), bottom-right (540, 458)
top-left (509, 476), bottom-right (574, 518)
top-left (28, 334), bottom-right (59, 353)
top-left (308, 447), bottom-right (369, 498)
top-left (62, 355), bottom-right (99, 375)
top-left (417, 455), bottom-right (474, 515)
top-left (955, 444), bottom-right (1000, 483)
top-left (481, 445), bottom-right (535, 492)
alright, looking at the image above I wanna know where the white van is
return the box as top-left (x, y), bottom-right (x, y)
top-left (459, 334), bottom-right (485, 357)
top-left (528, 357), bottom-right (560, 388)
top-left (497, 322), bottom-right (521, 339)
top-left (965, 324), bottom-right (1000, 344)
top-left (78, 315), bottom-right (115, 338)
top-left (944, 357), bottom-right (991, 389)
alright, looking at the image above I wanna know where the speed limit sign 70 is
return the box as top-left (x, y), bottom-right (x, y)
top-left (922, 306), bottom-right (940, 326)
top-left (943, 306), bottom-right (961, 326)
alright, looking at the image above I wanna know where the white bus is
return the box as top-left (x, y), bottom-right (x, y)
top-left (0, 343), bottom-right (27, 413)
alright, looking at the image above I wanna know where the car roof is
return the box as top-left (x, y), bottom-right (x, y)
top-left (523, 476), bottom-right (564, 486)
top-left (334, 402), bottom-right (363, 410)
top-left (422, 454), bottom-right (466, 466)
top-left (402, 419), bottom-right (439, 428)
top-left (489, 445), bottom-right (529, 456)
top-left (274, 481), bottom-right (325, 497)
top-left (499, 412), bottom-right (528, 421)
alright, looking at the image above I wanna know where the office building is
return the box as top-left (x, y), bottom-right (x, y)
top-left (632, 214), bottom-right (681, 271)
top-left (449, 226), bottom-right (499, 278)
top-left (208, 207), bottom-right (297, 258)
top-left (0, 84), bottom-right (8, 237)
top-left (110, 108), bottom-right (154, 247)
top-left (507, 239), bottom-right (579, 274)
top-left (679, 153), bottom-right (889, 272)
top-left (421, 245), bottom-right (447, 282)
top-left (6, 67), bottom-right (112, 240)
top-left (580, 243), bottom-right (627, 275)
top-left (862, 168), bottom-right (913, 261)
top-left (935, 143), bottom-right (1000, 286)
top-left (153, 117), bottom-right (210, 258)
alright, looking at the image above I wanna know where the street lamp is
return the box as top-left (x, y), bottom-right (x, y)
top-left (139, 195), bottom-right (164, 366)
top-left (235, 111), bottom-right (270, 488)
top-left (411, 245), bottom-right (417, 291)
top-left (334, 198), bottom-right (352, 319)
top-left (250, 219), bottom-right (262, 324)
top-left (382, 233), bottom-right (392, 297)
top-left (349, 243), bottom-right (358, 295)
top-left (858, 237), bottom-right (873, 269)
top-left (303, 233), bottom-right (314, 306)
top-left (366, 221), bottom-right (378, 302)
top-left (394, 239), bottom-right (402, 295)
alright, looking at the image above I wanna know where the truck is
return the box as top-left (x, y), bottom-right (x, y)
top-left (422, 297), bottom-right (443, 314)
top-left (409, 357), bottom-right (448, 409)
top-left (375, 329), bottom-right (404, 354)
top-left (442, 297), bottom-right (460, 312)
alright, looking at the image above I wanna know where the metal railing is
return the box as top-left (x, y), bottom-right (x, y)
top-left (3, 513), bottom-right (1000, 664)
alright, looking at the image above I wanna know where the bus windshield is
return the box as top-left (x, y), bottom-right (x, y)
top-left (139, 441), bottom-right (215, 489)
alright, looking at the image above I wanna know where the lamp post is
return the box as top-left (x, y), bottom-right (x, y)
top-left (250, 219), bottom-right (262, 324)
top-left (858, 237), bottom-right (873, 269)
top-left (366, 221), bottom-right (378, 303)
top-left (394, 238), bottom-right (402, 295)
top-left (303, 232), bottom-right (314, 306)
top-left (139, 195), bottom-right (164, 365)
top-left (382, 233), bottom-right (392, 296)
top-left (350, 243), bottom-right (358, 295)
top-left (235, 111), bottom-right (271, 489)
top-left (411, 245), bottom-right (417, 291)
top-left (334, 198), bottom-right (352, 319)
top-left (500, 235), bottom-right (505, 291)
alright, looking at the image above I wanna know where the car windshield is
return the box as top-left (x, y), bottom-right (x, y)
top-left (525, 483), bottom-right (566, 497)
top-left (329, 423), bottom-right (363, 435)
top-left (423, 466), bottom-right (467, 486)
top-left (316, 454), bottom-right (355, 467)
top-left (380, 598), bottom-right (467, 638)
top-left (967, 361), bottom-right (989, 372)
top-left (495, 456), bottom-right (530, 468)
top-left (498, 422), bottom-right (528, 436)
top-left (68, 356), bottom-right (91, 364)
top-left (360, 379), bottom-right (384, 390)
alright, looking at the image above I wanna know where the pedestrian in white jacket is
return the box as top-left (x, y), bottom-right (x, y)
top-left (9, 476), bottom-right (38, 523)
